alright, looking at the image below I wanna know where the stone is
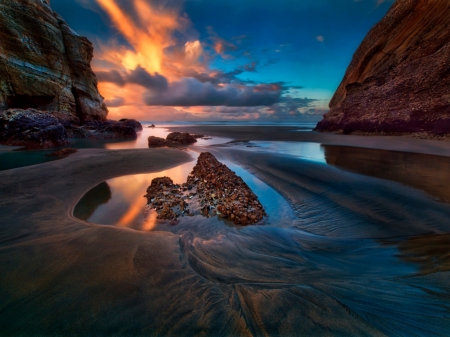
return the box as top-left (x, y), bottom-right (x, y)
top-left (147, 132), bottom-right (201, 147)
top-left (315, 0), bottom-right (450, 138)
top-left (118, 119), bottom-right (143, 131)
top-left (166, 132), bottom-right (197, 145)
top-left (0, 109), bottom-right (69, 148)
top-left (81, 120), bottom-right (137, 139)
top-left (144, 152), bottom-right (266, 225)
top-left (148, 136), bottom-right (167, 147)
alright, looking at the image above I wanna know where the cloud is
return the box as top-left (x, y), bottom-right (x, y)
top-left (97, 66), bottom-right (168, 91)
top-left (206, 26), bottom-right (238, 58)
top-left (96, 70), bottom-right (126, 86)
top-left (104, 96), bottom-right (125, 107)
top-left (127, 66), bottom-right (168, 91)
top-left (144, 78), bottom-right (282, 107)
top-left (184, 40), bottom-right (203, 62)
top-left (316, 35), bottom-right (325, 42)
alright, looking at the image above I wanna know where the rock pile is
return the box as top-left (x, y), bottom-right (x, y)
top-left (148, 132), bottom-right (204, 147)
top-left (144, 152), bottom-right (266, 225)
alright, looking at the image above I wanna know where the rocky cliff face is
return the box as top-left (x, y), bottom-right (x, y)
top-left (0, 0), bottom-right (142, 148)
top-left (316, 0), bottom-right (450, 137)
top-left (0, 0), bottom-right (107, 122)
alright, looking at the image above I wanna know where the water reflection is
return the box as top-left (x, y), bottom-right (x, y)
top-left (73, 153), bottom-right (295, 230)
top-left (323, 145), bottom-right (450, 203)
top-left (73, 182), bottom-right (112, 220)
top-left (384, 233), bottom-right (450, 275)
top-left (0, 149), bottom-right (62, 171)
top-left (74, 158), bottom-right (198, 229)
top-left (224, 141), bottom-right (326, 163)
top-left (1, 124), bottom-right (231, 171)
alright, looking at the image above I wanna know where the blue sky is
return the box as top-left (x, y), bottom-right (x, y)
top-left (52, 0), bottom-right (394, 121)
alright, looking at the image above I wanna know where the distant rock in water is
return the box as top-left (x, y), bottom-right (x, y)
top-left (144, 152), bottom-right (266, 225)
top-left (0, 0), bottom-right (142, 147)
top-left (315, 0), bottom-right (450, 138)
top-left (148, 132), bottom-right (203, 147)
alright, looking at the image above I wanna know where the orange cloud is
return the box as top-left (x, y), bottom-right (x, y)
top-left (95, 0), bottom-right (182, 74)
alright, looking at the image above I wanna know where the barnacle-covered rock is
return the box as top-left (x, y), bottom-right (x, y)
top-left (144, 152), bottom-right (266, 225)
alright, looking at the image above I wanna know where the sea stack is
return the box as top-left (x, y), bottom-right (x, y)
top-left (315, 0), bottom-right (450, 138)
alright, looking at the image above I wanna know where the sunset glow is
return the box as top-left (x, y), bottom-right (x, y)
top-left (51, 0), bottom-right (396, 121)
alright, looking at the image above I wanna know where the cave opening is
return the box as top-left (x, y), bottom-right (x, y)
top-left (6, 95), bottom-right (55, 110)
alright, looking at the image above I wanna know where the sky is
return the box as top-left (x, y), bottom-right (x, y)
top-left (52, 0), bottom-right (395, 122)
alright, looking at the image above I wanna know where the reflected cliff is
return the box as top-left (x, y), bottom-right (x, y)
top-left (384, 233), bottom-right (450, 276)
top-left (323, 145), bottom-right (450, 203)
top-left (73, 182), bottom-right (112, 220)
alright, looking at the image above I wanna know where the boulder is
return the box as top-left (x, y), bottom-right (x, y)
top-left (166, 132), bottom-right (197, 145)
top-left (148, 136), bottom-right (167, 147)
top-left (120, 119), bottom-right (143, 132)
top-left (0, 109), bottom-right (69, 148)
top-left (82, 120), bottom-right (137, 139)
top-left (147, 132), bottom-right (199, 147)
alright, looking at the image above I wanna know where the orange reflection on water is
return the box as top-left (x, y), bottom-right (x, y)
top-left (142, 210), bottom-right (158, 231)
top-left (100, 155), bottom-right (198, 229)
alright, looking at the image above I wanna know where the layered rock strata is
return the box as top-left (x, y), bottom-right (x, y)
top-left (315, 0), bottom-right (450, 137)
top-left (0, 0), bottom-right (141, 147)
top-left (144, 152), bottom-right (266, 225)
top-left (0, 0), bottom-right (107, 121)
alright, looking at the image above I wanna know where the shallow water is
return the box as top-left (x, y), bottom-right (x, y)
top-left (74, 151), bottom-right (295, 230)
top-left (3, 127), bottom-right (450, 335)
top-left (0, 123), bottom-right (232, 171)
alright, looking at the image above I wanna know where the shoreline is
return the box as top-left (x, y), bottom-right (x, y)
top-left (168, 125), bottom-right (450, 158)
top-left (1, 130), bottom-right (450, 335)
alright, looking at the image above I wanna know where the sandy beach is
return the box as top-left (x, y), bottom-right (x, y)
top-left (1, 127), bottom-right (450, 335)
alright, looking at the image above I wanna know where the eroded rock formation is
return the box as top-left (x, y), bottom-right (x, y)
top-left (0, 0), bottom-right (141, 147)
top-left (315, 0), bottom-right (450, 138)
top-left (144, 152), bottom-right (266, 225)
top-left (0, 0), bottom-right (107, 121)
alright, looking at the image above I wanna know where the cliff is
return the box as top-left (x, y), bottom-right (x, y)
top-left (0, 0), bottom-right (107, 122)
top-left (315, 0), bottom-right (450, 138)
top-left (0, 0), bottom-right (141, 148)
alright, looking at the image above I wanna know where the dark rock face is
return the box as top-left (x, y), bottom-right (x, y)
top-left (81, 120), bottom-right (137, 139)
top-left (148, 132), bottom-right (201, 147)
top-left (118, 119), bottom-right (143, 132)
top-left (0, 0), bottom-right (107, 122)
top-left (315, 0), bottom-right (450, 138)
top-left (145, 152), bottom-right (266, 225)
top-left (0, 109), bottom-right (69, 148)
top-left (0, 0), bottom-right (144, 147)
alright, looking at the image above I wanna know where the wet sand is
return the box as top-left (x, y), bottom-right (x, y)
top-left (169, 125), bottom-right (450, 157)
top-left (1, 129), bottom-right (450, 335)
